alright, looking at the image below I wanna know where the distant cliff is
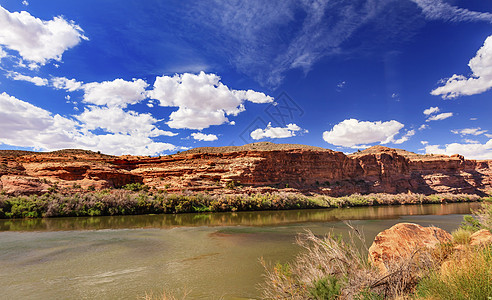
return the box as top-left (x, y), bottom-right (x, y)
top-left (0, 143), bottom-right (491, 196)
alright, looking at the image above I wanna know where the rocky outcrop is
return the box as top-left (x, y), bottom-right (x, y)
top-left (368, 223), bottom-right (452, 273)
top-left (469, 229), bottom-right (492, 246)
top-left (0, 143), bottom-right (491, 195)
top-left (0, 175), bottom-right (51, 195)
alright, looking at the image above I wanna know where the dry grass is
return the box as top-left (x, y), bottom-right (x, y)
top-left (415, 244), bottom-right (492, 299)
top-left (260, 225), bottom-right (441, 299)
top-left (451, 228), bottom-right (473, 245)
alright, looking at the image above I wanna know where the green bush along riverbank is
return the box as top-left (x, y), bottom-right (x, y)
top-left (0, 187), bottom-right (486, 219)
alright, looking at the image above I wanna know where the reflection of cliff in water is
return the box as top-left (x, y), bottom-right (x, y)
top-left (0, 202), bottom-right (480, 232)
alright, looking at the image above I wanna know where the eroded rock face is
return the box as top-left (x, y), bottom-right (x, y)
top-left (0, 144), bottom-right (491, 195)
top-left (0, 175), bottom-right (50, 195)
top-left (368, 223), bottom-right (452, 273)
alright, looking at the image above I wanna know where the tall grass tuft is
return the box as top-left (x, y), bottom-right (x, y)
top-left (451, 228), bottom-right (472, 245)
top-left (415, 245), bottom-right (492, 300)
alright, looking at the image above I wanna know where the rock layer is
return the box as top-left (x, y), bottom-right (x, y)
top-left (0, 143), bottom-right (491, 195)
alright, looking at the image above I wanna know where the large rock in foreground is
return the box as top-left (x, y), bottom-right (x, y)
top-left (368, 223), bottom-right (452, 273)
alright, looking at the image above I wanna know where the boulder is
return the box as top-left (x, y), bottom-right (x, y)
top-left (469, 229), bottom-right (492, 246)
top-left (368, 223), bottom-right (452, 273)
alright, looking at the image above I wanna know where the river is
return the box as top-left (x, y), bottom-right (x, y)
top-left (0, 202), bottom-right (480, 299)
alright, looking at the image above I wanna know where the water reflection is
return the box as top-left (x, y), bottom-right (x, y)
top-left (0, 202), bottom-right (480, 232)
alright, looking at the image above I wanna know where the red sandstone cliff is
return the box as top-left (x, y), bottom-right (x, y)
top-left (0, 143), bottom-right (490, 196)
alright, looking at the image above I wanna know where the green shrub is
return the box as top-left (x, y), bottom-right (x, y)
top-left (460, 215), bottom-right (482, 232)
top-left (47, 184), bottom-right (58, 193)
top-left (225, 180), bottom-right (240, 189)
top-left (309, 275), bottom-right (343, 300)
top-left (355, 289), bottom-right (384, 300)
top-left (122, 182), bottom-right (148, 192)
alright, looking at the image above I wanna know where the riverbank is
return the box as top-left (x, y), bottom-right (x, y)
top-left (0, 189), bottom-right (487, 219)
top-left (261, 200), bottom-right (492, 299)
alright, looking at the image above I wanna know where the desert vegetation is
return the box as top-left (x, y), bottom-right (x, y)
top-left (0, 188), bottom-right (486, 219)
top-left (261, 199), bottom-right (492, 299)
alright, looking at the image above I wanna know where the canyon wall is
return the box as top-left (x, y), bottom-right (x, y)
top-left (0, 143), bottom-right (490, 196)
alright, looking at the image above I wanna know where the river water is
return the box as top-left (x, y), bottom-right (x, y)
top-left (0, 203), bottom-right (480, 299)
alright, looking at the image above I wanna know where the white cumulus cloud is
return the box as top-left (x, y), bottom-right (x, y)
top-left (425, 140), bottom-right (492, 160)
top-left (190, 132), bottom-right (218, 141)
top-left (76, 106), bottom-right (177, 138)
top-left (0, 5), bottom-right (88, 65)
top-left (250, 123), bottom-right (303, 140)
top-left (423, 106), bottom-right (439, 115)
top-left (83, 78), bottom-right (149, 107)
top-left (426, 112), bottom-right (453, 122)
top-left (52, 76), bottom-right (83, 92)
top-left (0, 92), bottom-right (79, 150)
top-left (322, 119), bottom-right (404, 148)
top-left (0, 92), bottom-right (177, 156)
top-left (149, 72), bottom-right (273, 130)
top-left (431, 35), bottom-right (492, 99)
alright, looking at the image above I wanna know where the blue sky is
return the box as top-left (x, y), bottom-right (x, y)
top-left (0, 0), bottom-right (492, 159)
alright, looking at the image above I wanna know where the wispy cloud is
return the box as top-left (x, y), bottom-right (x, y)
top-left (169, 0), bottom-right (492, 88)
top-left (410, 0), bottom-right (492, 23)
top-left (451, 127), bottom-right (488, 136)
top-left (6, 71), bottom-right (48, 86)
top-left (176, 0), bottom-right (425, 88)
top-left (426, 112), bottom-right (453, 122)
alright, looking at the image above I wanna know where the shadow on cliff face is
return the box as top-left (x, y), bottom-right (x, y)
top-left (410, 172), bottom-right (488, 197)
